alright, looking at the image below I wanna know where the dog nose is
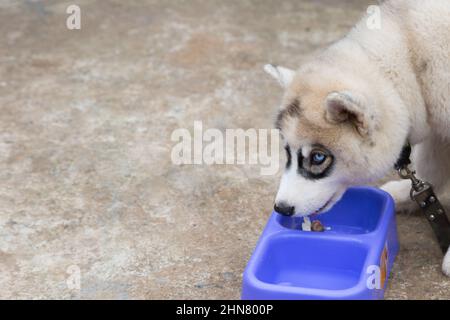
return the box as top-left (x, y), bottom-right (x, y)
top-left (274, 203), bottom-right (295, 216)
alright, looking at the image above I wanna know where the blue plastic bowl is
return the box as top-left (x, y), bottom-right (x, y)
top-left (241, 186), bottom-right (399, 300)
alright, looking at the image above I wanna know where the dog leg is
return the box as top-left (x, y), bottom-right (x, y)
top-left (438, 187), bottom-right (450, 277)
top-left (443, 248), bottom-right (450, 277)
top-left (380, 180), bottom-right (416, 213)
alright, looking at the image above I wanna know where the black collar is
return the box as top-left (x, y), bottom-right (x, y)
top-left (394, 142), bottom-right (412, 170)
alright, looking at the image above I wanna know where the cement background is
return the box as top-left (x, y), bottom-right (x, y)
top-left (0, 0), bottom-right (449, 299)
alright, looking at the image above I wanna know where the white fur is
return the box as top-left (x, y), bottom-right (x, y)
top-left (443, 250), bottom-right (450, 277)
top-left (275, 149), bottom-right (347, 216)
top-left (267, 0), bottom-right (450, 275)
top-left (380, 180), bottom-right (416, 213)
top-left (264, 64), bottom-right (295, 88)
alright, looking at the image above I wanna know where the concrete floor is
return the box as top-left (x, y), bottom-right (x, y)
top-left (1, 0), bottom-right (449, 299)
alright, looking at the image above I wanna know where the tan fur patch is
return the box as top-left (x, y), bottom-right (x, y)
top-left (277, 69), bottom-right (350, 153)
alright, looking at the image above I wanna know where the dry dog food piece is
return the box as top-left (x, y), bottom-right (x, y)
top-left (311, 220), bottom-right (325, 232)
top-left (302, 217), bottom-right (329, 232)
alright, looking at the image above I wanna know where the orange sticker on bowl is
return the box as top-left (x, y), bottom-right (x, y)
top-left (380, 243), bottom-right (388, 289)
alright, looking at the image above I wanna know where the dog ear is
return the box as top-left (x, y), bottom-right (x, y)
top-left (263, 64), bottom-right (295, 88)
top-left (325, 91), bottom-right (371, 136)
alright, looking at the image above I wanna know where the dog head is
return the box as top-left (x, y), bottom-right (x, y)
top-left (265, 63), bottom-right (409, 217)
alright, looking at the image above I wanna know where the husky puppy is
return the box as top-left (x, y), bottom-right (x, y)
top-left (265, 0), bottom-right (450, 275)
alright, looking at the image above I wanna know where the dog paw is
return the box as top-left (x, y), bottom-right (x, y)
top-left (381, 180), bottom-right (416, 214)
top-left (443, 249), bottom-right (450, 277)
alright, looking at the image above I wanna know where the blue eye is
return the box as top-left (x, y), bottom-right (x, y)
top-left (311, 152), bottom-right (326, 165)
